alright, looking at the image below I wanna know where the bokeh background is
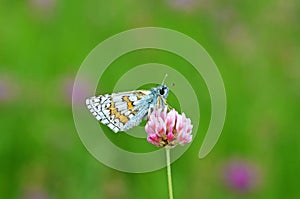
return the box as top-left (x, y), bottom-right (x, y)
top-left (1, 0), bottom-right (300, 198)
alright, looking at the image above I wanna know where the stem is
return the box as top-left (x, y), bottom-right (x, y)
top-left (166, 148), bottom-right (174, 199)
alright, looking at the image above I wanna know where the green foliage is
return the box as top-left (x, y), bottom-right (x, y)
top-left (0, 0), bottom-right (299, 198)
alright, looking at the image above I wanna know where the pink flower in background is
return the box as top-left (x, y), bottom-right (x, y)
top-left (145, 108), bottom-right (193, 148)
top-left (0, 80), bottom-right (11, 102)
top-left (0, 76), bottom-right (18, 103)
top-left (222, 158), bottom-right (261, 194)
top-left (62, 76), bottom-right (92, 106)
top-left (22, 188), bottom-right (49, 199)
top-left (29, 0), bottom-right (56, 19)
top-left (166, 0), bottom-right (197, 11)
top-left (30, 0), bottom-right (56, 11)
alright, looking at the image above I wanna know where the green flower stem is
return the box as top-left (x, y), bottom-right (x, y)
top-left (166, 148), bottom-right (174, 199)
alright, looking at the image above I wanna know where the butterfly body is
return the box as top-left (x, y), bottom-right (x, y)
top-left (86, 85), bottom-right (169, 133)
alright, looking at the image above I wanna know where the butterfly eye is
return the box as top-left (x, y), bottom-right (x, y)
top-left (159, 89), bottom-right (165, 95)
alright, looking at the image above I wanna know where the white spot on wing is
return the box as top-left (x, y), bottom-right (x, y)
top-left (100, 97), bottom-right (106, 103)
top-left (108, 123), bottom-right (115, 130)
top-left (93, 102), bottom-right (99, 107)
top-left (111, 94), bottom-right (123, 102)
top-left (103, 109), bottom-right (110, 115)
top-left (113, 127), bottom-right (119, 133)
top-left (115, 102), bottom-right (127, 111)
top-left (133, 101), bottom-right (141, 106)
top-left (129, 95), bottom-right (137, 101)
top-left (99, 112), bottom-right (105, 118)
top-left (101, 119), bottom-right (109, 124)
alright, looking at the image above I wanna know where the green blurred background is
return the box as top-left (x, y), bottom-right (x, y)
top-left (1, 0), bottom-right (300, 198)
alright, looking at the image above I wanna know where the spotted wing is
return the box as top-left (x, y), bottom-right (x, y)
top-left (86, 90), bottom-right (151, 133)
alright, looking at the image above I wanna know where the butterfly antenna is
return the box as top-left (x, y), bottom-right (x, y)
top-left (161, 73), bottom-right (168, 85)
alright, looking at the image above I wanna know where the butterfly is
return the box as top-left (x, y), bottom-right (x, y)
top-left (85, 76), bottom-right (169, 133)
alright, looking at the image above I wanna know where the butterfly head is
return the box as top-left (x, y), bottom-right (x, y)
top-left (156, 85), bottom-right (169, 99)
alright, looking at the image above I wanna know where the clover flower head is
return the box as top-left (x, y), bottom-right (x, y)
top-left (145, 108), bottom-right (193, 148)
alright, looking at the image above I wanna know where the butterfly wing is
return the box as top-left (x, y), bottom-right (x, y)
top-left (86, 90), bottom-right (151, 133)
